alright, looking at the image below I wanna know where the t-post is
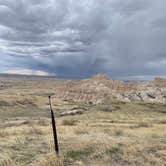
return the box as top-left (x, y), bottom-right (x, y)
top-left (48, 95), bottom-right (59, 155)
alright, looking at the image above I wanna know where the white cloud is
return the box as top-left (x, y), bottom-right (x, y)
top-left (3, 69), bottom-right (49, 76)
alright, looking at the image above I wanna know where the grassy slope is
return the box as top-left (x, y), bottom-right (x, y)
top-left (0, 102), bottom-right (166, 166)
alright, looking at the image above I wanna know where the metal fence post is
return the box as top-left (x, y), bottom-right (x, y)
top-left (48, 95), bottom-right (59, 155)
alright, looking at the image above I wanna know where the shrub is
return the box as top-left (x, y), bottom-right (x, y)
top-left (113, 129), bottom-right (124, 136)
top-left (137, 122), bottom-right (153, 128)
top-left (0, 100), bottom-right (10, 106)
top-left (106, 145), bottom-right (123, 157)
top-left (62, 119), bottom-right (78, 126)
top-left (0, 130), bottom-right (9, 137)
top-left (26, 126), bottom-right (44, 135)
top-left (37, 118), bottom-right (49, 126)
top-left (74, 128), bottom-right (89, 135)
top-left (100, 105), bottom-right (112, 112)
top-left (66, 147), bottom-right (93, 160)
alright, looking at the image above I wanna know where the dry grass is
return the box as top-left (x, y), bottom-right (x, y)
top-left (31, 153), bottom-right (64, 166)
top-left (0, 156), bottom-right (17, 166)
top-left (1, 101), bottom-right (166, 166)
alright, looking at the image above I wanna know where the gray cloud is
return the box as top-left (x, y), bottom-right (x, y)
top-left (0, 0), bottom-right (166, 79)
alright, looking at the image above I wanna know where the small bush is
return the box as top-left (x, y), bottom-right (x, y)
top-left (66, 147), bottom-right (93, 160)
top-left (111, 101), bottom-right (126, 105)
top-left (106, 146), bottom-right (123, 156)
top-left (37, 119), bottom-right (48, 126)
top-left (0, 130), bottom-right (9, 137)
top-left (100, 105), bottom-right (112, 112)
top-left (113, 129), bottom-right (124, 136)
top-left (130, 122), bottom-right (153, 129)
top-left (16, 98), bottom-right (36, 106)
top-left (26, 127), bottom-right (43, 135)
top-left (62, 119), bottom-right (78, 126)
top-left (0, 100), bottom-right (10, 106)
top-left (137, 122), bottom-right (153, 128)
top-left (74, 128), bottom-right (89, 135)
top-left (158, 120), bottom-right (166, 124)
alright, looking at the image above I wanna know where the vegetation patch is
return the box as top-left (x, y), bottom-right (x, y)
top-left (157, 120), bottom-right (166, 124)
top-left (0, 130), bottom-right (9, 137)
top-left (0, 156), bottom-right (17, 166)
top-left (100, 105), bottom-right (113, 112)
top-left (105, 145), bottom-right (123, 161)
top-left (74, 128), bottom-right (89, 135)
top-left (16, 98), bottom-right (36, 106)
top-left (137, 122), bottom-right (153, 128)
top-left (130, 122), bottom-right (153, 129)
top-left (62, 119), bottom-right (78, 126)
top-left (114, 129), bottom-right (124, 136)
top-left (34, 153), bottom-right (64, 166)
top-left (0, 100), bottom-right (11, 106)
top-left (65, 147), bottom-right (93, 160)
top-left (37, 118), bottom-right (49, 126)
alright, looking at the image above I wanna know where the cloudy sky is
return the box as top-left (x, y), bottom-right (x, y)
top-left (0, 0), bottom-right (166, 80)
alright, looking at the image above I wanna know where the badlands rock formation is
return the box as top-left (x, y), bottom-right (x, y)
top-left (53, 73), bottom-right (166, 104)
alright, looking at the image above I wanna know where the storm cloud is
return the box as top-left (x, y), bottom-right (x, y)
top-left (0, 0), bottom-right (166, 79)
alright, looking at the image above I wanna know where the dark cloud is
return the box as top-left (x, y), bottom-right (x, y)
top-left (0, 0), bottom-right (166, 79)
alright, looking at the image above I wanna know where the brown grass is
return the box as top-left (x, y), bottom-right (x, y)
top-left (0, 91), bottom-right (166, 166)
top-left (31, 153), bottom-right (64, 166)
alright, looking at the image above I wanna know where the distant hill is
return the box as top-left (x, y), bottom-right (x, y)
top-left (52, 73), bottom-right (166, 104)
top-left (0, 73), bottom-right (166, 104)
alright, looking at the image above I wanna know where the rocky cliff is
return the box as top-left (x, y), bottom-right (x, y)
top-left (53, 74), bottom-right (166, 104)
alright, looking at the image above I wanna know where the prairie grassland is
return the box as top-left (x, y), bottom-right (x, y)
top-left (0, 101), bottom-right (166, 166)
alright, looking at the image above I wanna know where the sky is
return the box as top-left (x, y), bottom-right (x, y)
top-left (0, 0), bottom-right (166, 80)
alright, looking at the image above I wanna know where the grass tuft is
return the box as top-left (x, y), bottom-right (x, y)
top-left (32, 153), bottom-right (64, 166)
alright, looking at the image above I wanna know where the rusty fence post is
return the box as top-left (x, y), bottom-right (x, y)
top-left (48, 95), bottom-right (59, 155)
